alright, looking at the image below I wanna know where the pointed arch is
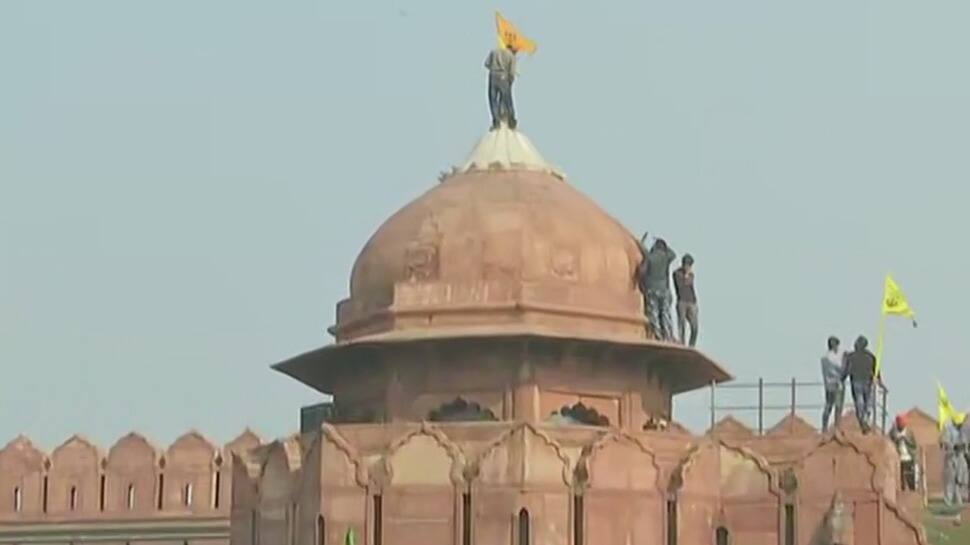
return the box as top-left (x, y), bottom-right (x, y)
top-left (517, 508), bottom-right (530, 545)
top-left (49, 435), bottom-right (103, 515)
top-left (259, 441), bottom-right (298, 503)
top-left (182, 482), bottom-right (193, 507)
top-left (162, 431), bottom-right (217, 512)
top-left (104, 432), bottom-right (158, 513)
top-left (792, 431), bottom-right (888, 499)
top-left (296, 425), bottom-right (368, 545)
top-left (671, 439), bottom-right (781, 545)
top-left (229, 451), bottom-right (260, 521)
top-left (580, 432), bottom-right (661, 491)
top-left (715, 526), bottom-right (730, 545)
top-left (473, 423), bottom-right (573, 487)
top-left (580, 432), bottom-right (664, 545)
top-left (0, 436), bottom-right (46, 515)
top-left (225, 429), bottom-right (262, 456)
top-left (257, 441), bottom-right (300, 545)
top-left (316, 514), bottom-right (326, 545)
top-left (380, 425), bottom-right (465, 545)
top-left (670, 439), bottom-right (779, 498)
top-left (383, 424), bottom-right (465, 487)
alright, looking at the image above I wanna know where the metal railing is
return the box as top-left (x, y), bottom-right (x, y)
top-left (708, 379), bottom-right (890, 434)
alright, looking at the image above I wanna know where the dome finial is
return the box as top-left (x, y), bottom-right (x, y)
top-left (459, 127), bottom-right (561, 177)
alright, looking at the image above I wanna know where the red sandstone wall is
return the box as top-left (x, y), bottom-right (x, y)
top-left (0, 430), bottom-right (260, 523)
top-left (582, 435), bottom-right (663, 545)
top-left (2, 412), bottom-right (931, 545)
top-left (225, 416), bottom-right (927, 545)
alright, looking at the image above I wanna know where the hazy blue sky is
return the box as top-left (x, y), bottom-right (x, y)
top-left (3, 0), bottom-right (968, 449)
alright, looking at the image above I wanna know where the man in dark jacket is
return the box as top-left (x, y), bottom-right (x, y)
top-left (636, 232), bottom-right (677, 341)
top-left (844, 335), bottom-right (877, 433)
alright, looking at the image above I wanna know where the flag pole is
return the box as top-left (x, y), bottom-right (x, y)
top-left (871, 305), bottom-right (888, 431)
top-left (874, 312), bottom-right (887, 378)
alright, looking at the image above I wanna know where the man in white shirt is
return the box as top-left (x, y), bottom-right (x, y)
top-left (889, 414), bottom-right (918, 491)
top-left (820, 336), bottom-right (846, 433)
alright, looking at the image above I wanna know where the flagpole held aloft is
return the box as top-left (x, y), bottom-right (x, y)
top-left (874, 313), bottom-right (887, 378)
top-left (875, 273), bottom-right (917, 377)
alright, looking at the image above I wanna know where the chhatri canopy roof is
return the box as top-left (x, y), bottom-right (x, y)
top-left (273, 126), bottom-right (731, 396)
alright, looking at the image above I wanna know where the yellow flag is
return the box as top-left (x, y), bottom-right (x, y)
top-left (875, 274), bottom-right (918, 376)
top-left (937, 382), bottom-right (961, 431)
top-left (495, 12), bottom-right (537, 54)
top-left (882, 274), bottom-right (916, 323)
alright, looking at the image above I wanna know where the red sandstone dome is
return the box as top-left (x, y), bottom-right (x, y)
top-left (277, 129), bottom-right (730, 397)
top-left (336, 167), bottom-right (647, 343)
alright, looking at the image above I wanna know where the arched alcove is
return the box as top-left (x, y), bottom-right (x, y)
top-left (517, 508), bottom-right (530, 545)
top-left (580, 434), bottom-right (662, 545)
top-left (382, 427), bottom-right (463, 545)
top-left (715, 526), bottom-right (730, 545)
top-left (671, 441), bottom-right (780, 545)
top-left (547, 403), bottom-right (610, 426)
top-left (428, 398), bottom-right (498, 422)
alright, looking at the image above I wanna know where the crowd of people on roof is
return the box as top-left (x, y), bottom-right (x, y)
top-left (634, 232), bottom-right (970, 504)
top-left (821, 336), bottom-right (970, 505)
top-left (634, 232), bottom-right (698, 347)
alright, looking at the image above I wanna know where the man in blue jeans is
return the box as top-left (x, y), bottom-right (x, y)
top-left (844, 335), bottom-right (878, 433)
top-left (635, 232), bottom-right (677, 342)
top-left (820, 336), bottom-right (846, 433)
top-left (484, 44), bottom-right (518, 130)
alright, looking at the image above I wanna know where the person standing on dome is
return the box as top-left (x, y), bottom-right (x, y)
top-left (484, 43), bottom-right (518, 130)
top-left (673, 254), bottom-right (699, 347)
top-left (636, 232), bottom-right (677, 342)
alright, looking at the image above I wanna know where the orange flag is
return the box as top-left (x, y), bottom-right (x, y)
top-left (495, 12), bottom-right (537, 54)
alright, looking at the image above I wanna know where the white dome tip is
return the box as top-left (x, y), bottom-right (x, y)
top-left (458, 125), bottom-right (564, 178)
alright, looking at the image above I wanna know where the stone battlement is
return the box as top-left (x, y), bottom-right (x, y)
top-left (0, 429), bottom-right (261, 522)
top-left (231, 417), bottom-right (928, 545)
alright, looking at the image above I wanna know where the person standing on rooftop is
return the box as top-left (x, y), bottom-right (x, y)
top-left (673, 254), bottom-right (699, 347)
top-left (636, 232), bottom-right (677, 342)
top-left (844, 335), bottom-right (877, 433)
top-left (820, 336), bottom-right (846, 433)
top-left (889, 414), bottom-right (918, 491)
top-left (484, 44), bottom-right (518, 130)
